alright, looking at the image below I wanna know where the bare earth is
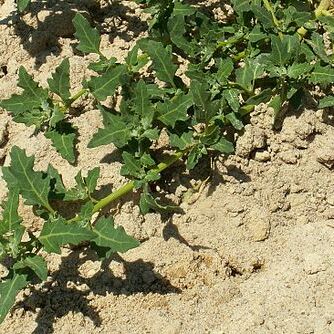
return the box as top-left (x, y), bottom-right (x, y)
top-left (0, 1), bottom-right (334, 333)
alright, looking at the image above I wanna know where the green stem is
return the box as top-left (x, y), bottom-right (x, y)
top-left (92, 150), bottom-right (185, 213)
top-left (66, 88), bottom-right (88, 107)
top-left (263, 0), bottom-right (280, 28)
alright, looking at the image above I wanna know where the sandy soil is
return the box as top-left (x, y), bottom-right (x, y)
top-left (0, 1), bottom-right (334, 333)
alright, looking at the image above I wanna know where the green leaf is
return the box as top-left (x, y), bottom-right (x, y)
top-left (17, 0), bottom-right (31, 12)
top-left (47, 58), bottom-right (71, 102)
top-left (88, 112), bottom-right (132, 148)
top-left (287, 63), bottom-right (314, 79)
top-left (88, 57), bottom-right (117, 73)
top-left (13, 255), bottom-right (48, 281)
top-left (85, 167), bottom-right (100, 194)
top-left (92, 217), bottom-right (139, 253)
top-left (186, 146), bottom-right (203, 170)
top-left (269, 95), bottom-right (283, 121)
top-left (319, 96), bottom-right (334, 108)
top-left (120, 152), bottom-right (143, 178)
top-left (73, 13), bottom-right (101, 54)
top-left (87, 65), bottom-right (127, 101)
top-left (306, 32), bottom-right (331, 64)
top-left (45, 129), bottom-right (76, 164)
top-left (139, 189), bottom-right (179, 215)
top-left (0, 274), bottom-right (28, 323)
top-left (244, 88), bottom-right (272, 106)
top-left (225, 113), bottom-right (244, 130)
top-left (39, 217), bottom-right (95, 253)
top-left (0, 188), bottom-right (22, 236)
top-left (139, 39), bottom-right (178, 86)
top-left (211, 137), bottom-right (234, 154)
top-left (223, 89), bottom-right (240, 113)
top-left (0, 67), bottom-right (48, 114)
top-left (235, 60), bottom-right (264, 92)
top-left (3, 146), bottom-right (53, 212)
top-left (158, 93), bottom-right (193, 127)
top-left (216, 58), bottom-right (234, 83)
top-left (309, 64), bottom-right (334, 85)
top-left (169, 131), bottom-right (193, 150)
top-left (251, 4), bottom-right (274, 28)
top-left (134, 79), bottom-right (154, 127)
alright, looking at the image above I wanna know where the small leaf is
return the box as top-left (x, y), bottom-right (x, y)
top-left (186, 146), bottom-right (203, 170)
top-left (13, 255), bottom-right (48, 281)
top-left (17, 0), bottom-right (31, 12)
top-left (225, 113), bottom-right (244, 130)
top-left (0, 187), bottom-right (22, 236)
top-left (92, 217), bottom-right (139, 253)
top-left (319, 96), bottom-right (334, 108)
top-left (139, 189), bottom-right (179, 215)
top-left (139, 39), bottom-right (178, 86)
top-left (120, 152), bottom-right (143, 178)
top-left (47, 59), bottom-right (71, 103)
top-left (309, 64), bottom-right (334, 85)
top-left (88, 112), bottom-right (132, 148)
top-left (190, 81), bottom-right (215, 123)
top-left (216, 58), bottom-right (234, 83)
top-left (45, 129), bottom-right (76, 164)
top-left (73, 13), bottom-right (101, 54)
top-left (3, 147), bottom-right (53, 212)
top-left (169, 131), bottom-right (193, 150)
top-left (87, 65), bottom-right (127, 101)
top-left (85, 167), bottom-right (100, 194)
top-left (158, 93), bottom-right (193, 127)
top-left (39, 218), bottom-right (95, 254)
top-left (211, 137), bottom-right (234, 154)
top-left (0, 274), bottom-right (28, 323)
top-left (223, 89), bottom-right (240, 113)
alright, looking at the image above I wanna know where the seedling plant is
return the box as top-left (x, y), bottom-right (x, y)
top-left (0, 0), bottom-right (334, 323)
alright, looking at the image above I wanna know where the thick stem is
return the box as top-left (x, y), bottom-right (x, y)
top-left (92, 150), bottom-right (185, 213)
top-left (263, 0), bottom-right (280, 27)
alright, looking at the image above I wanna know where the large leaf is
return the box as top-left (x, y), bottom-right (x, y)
top-left (0, 274), bottom-right (28, 323)
top-left (139, 39), bottom-right (178, 86)
top-left (39, 218), bottom-right (95, 253)
top-left (73, 13), bottom-right (101, 54)
top-left (47, 58), bottom-right (71, 102)
top-left (92, 217), bottom-right (139, 253)
top-left (120, 152), bottom-right (143, 178)
top-left (134, 79), bottom-right (154, 127)
top-left (158, 93), bottom-right (193, 127)
top-left (13, 255), bottom-right (48, 281)
top-left (88, 112), bottom-right (131, 148)
top-left (3, 147), bottom-right (53, 212)
top-left (87, 65), bottom-right (127, 101)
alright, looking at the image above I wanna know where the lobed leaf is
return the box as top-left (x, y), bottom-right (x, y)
top-left (3, 147), bottom-right (53, 212)
top-left (39, 217), bottom-right (95, 254)
top-left (92, 217), bottom-right (139, 253)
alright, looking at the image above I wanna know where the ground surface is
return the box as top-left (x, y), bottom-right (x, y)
top-left (0, 1), bottom-right (334, 333)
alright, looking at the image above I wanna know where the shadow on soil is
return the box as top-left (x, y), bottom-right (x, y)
top-left (15, 250), bottom-right (180, 334)
top-left (0, 0), bottom-right (147, 66)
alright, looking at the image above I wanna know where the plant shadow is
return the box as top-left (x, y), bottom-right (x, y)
top-left (15, 249), bottom-right (180, 334)
top-left (0, 0), bottom-right (147, 67)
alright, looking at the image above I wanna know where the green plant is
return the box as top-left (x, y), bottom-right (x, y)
top-left (1, 0), bottom-right (334, 323)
